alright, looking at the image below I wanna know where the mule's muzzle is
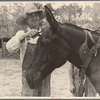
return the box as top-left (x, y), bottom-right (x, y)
top-left (26, 71), bottom-right (42, 89)
top-left (26, 77), bottom-right (35, 89)
top-left (26, 77), bottom-right (42, 89)
top-left (26, 77), bottom-right (33, 88)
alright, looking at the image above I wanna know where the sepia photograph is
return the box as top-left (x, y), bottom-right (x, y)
top-left (0, 1), bottom-right (100, 98)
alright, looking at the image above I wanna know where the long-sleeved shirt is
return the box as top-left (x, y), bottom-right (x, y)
top-left (6, 27), bottom-right (41, 62)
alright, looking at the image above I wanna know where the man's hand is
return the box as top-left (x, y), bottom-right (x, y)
top-left (26, 29), bottom-right (38, 37)
top-left (16, 29), bottom-right (38, 41)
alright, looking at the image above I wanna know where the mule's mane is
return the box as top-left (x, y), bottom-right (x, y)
top-left (63, 23), bottom-right (83, 31)
top-left (62, 22), bottom-right (100, 36)
top-left (38, 22), bottom-right (100, 45)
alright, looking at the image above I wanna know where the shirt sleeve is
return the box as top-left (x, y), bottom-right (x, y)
top-left (6, 30), bottom-right (25, 53)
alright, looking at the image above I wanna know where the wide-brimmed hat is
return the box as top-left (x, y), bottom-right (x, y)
top-left (16, 3), bottom-right (45, 25)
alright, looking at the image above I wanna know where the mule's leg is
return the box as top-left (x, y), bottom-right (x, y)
top-left (68, 64), bottom-right (75, 96)
top-left (74, 68), bottom-right (80, 97)
top-left (69, 64), bottom-right (80, 97)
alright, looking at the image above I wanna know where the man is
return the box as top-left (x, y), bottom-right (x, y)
top-left (6, 3), bottom-right (50, 96)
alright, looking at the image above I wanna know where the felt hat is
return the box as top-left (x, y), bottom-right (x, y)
top-left (16, 3), bottom-right (45, 25)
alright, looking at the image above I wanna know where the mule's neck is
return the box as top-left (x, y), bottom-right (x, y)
top-left (62, 24), bottom-right (85, 51)
top-left (61, 24), bottom-right (86, 68)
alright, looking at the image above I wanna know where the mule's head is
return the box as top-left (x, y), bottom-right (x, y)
top-left (26, 6), bottom-right (70, 89)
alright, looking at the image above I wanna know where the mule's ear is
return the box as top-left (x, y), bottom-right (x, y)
top-left (44, 5), bottom-right (57, 30)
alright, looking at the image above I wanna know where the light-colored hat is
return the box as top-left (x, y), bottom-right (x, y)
top-left (16, 3), bottom-right (45, 25)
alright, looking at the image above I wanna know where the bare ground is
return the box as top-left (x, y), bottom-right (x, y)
top-left (0, 58), bottom-right (72, 97)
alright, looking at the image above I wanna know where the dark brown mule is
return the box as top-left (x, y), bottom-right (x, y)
top-left (24, 6), bottom-right (100, 95)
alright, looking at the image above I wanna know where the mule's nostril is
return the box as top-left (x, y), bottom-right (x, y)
top-left (27, 78), bottom-right (32, 85)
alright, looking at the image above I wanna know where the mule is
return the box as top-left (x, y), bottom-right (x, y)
top-left (25, 6), bottom-right (100, 95)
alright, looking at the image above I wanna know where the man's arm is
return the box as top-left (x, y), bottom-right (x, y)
top-left (6, 30), bottom-right (25, 53)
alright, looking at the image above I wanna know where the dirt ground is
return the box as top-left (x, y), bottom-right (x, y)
top-left (0, 58), bottom-right (73, 97)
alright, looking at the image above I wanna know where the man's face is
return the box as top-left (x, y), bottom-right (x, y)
top-left (26, 13), bottom-right (40, 29)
